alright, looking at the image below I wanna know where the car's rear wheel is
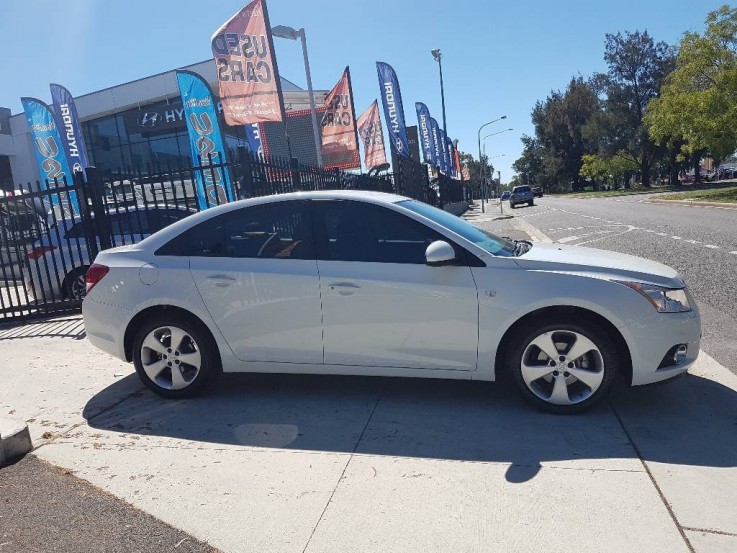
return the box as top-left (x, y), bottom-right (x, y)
top-left (63, 266), bottom-right (89, 300)
top-left (507, 318), bottom-right (618, 414)
top-left (528, 200), bottom-right (534, 206)
top-left (132, 317), bottom-right (220, 399)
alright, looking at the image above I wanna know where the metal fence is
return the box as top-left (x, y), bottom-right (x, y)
top-left (0, 151), bottom-right (468, 324)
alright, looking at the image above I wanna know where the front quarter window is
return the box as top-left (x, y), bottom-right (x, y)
top-left (397, 200), bottom-right (516, 257)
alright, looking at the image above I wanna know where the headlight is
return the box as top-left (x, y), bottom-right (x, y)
top-left (617, 281), bottom-right (691, 313)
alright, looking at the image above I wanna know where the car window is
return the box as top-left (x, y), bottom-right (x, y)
top-left (157, 201), bottom-right (313, 259)
top-left (313, 201), bottom-right (444, 264)
top-left (110, 212), bottom-right (151, 236)
top-left (398, 200), bottom-right (515, 257)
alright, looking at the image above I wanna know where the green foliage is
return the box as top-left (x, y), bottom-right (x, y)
top-left (526, 77), bottom-right (600, 192)
top-left (459, 151), bottom-right (493, 185)
top-left (646, 6), bottom-right (737, 162)
top-left (579, 153), bottom-right (638, 187)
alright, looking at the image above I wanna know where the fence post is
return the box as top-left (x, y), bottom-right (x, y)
top-left (290, 158), bottom-right (302, 192)
top-left (73, 170), bottom-right (100, 261)
top-left (236, 146), bottom-right (253, 199)
top-left (84, 167), bottom-right (113, 252)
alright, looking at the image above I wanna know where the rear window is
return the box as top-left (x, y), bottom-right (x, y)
top-left (513, 186), bottom-right (531, 193)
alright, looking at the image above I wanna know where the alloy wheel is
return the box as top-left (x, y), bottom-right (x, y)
top-left (520, 330), bottom-right (605, 406)
top-left (139, 326), bottom-right (202, 391)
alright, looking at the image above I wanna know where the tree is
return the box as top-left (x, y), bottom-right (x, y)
top-left (579, 153), bottom-right (638, 189)
top-left (587, 31), bottom-right (676, 187)
top-left (459, 151), bottom-right (494, 186)
top-left (518, 77), bottom-right (600, 191)
top-left (646, 6), bottom-right (737, 167)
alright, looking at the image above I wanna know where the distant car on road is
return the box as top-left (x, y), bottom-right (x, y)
top-left (510, 185), bottom-right (534, 208)
top-left (25, 206), bottom-right (193, 302)
top-left (501, 191), bottom-right (511, 201)
top-left (532, 186), bottom-right (543, 198)
top-left (83, 190), bottom-right (701, 414)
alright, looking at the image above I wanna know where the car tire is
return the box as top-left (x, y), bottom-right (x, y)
top-left (528, 200), bottom-right (534, 206)
top-left (507, 316), bottom-right (618, 414)
top-left (132, 316), bottom-right (221, 399)
top-left (511, 203), bottom-right (516, 209)
top-left (63, 266), bottom-right (89, 300)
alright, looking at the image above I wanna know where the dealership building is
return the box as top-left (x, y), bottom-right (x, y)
top-left (0, 59), bottom-right (328, 190)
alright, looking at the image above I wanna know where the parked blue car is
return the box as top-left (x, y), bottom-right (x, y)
top-left (501, 191), bottom-right (511, 201)
top-left (510, 185), bottom-right (534, 208)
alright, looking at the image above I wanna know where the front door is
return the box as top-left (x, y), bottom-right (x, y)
top-left (313, 200), bottom-right (479, 371)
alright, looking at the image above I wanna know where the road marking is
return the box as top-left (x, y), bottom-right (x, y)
top-left (730, 251), bottom-right (737, 255)
top-left (684, 239), bottom-right (701, 245)
top-left (558, 236), bottom-right (580, 243)
top-left (656, 232), bottom-right (668, 236)
top-left (672, 236), bottom-right (682, 240)
top-left (704, 245), bottom-right (720, 249)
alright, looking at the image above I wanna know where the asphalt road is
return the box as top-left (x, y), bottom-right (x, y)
top-left (506, 194), bottom-right (737, 375)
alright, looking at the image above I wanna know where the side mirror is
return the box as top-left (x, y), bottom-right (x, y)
top-left (425, 240), bottom-right (456, 266)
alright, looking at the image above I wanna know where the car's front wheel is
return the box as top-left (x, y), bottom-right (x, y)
top-left (507, 317), bottom-right (618, 414)
top-left (132, 317), bottom-right (221, 399)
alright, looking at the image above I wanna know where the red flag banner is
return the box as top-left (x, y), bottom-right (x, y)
top-left (454, 147), bottom-right (462, 179)
top-left (321, 67), bottom-right (359, 170)
top-left (462, 163), bottom-right (470, 181)
top-left (356, 100), bottom-right (387, 171)
top-left (211, 0), bottom-right (284, 126)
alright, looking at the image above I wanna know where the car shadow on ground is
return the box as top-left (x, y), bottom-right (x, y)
top-left (83, 371), bottom-right (737, 483)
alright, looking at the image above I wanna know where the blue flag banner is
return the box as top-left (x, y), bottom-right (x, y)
top-left (245, 123), bottom-right (264, 161)
top-left (438, 127), bottom-right (449, 174)
top-left (49, 84), bottom-right (89, 175)
top-left (415, 102), bottom-right (434, 165)
top-left (376, 62), bottom-right (410, 158)
top-left (176, 70), bottom-right (234, 209)
top-left (430, 117), bottom-right (442, 170)
top-left (21, 97), bottom-right (79, 215)
top-left (446, 136), bottom-right (456, 178)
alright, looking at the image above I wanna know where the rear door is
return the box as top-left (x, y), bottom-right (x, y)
top-left (313, 200), bottom-right (479, 371)
top-left (182, 201), bottom-right (323, 364)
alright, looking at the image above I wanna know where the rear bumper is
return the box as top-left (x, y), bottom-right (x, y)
top-left (624, 309), bottom-right (701, 386)
top-left (82, 297), bottom-right (130, 361)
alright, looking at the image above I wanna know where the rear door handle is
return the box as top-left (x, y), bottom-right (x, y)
top-left (328, 282), bottom-right (360, 295)
top-left (207, 274), bottom-right (236, 287)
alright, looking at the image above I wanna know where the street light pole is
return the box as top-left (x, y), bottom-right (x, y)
top-left (272, 25), bottom-right (323, 167)
top-left (476, 116), bottom-right (507, 212)
top-left (482, 128), bottom-right (513, 201)
top-left (431, 49), bottom-right (448, 135)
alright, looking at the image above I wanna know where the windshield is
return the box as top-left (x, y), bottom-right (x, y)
top-left (397, 200), bottom-right (516, 257)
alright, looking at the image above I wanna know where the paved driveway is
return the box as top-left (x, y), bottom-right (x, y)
top-left (1, 314), bottom-right (736, 552)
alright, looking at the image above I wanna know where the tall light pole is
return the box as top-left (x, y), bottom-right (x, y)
top-left (483, 128), bottom-right (513, 200)
top-left (431, 49), bottom-right (448, 135)
top-left (271, 25), bottom-right (323, 167)
top-left (477, 116), bottom-right (507, 212)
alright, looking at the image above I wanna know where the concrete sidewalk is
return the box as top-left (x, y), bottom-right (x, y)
top-left (1, 218), bottom-right (736, 552)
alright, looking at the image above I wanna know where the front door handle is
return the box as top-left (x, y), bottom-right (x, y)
top-left (207, 274), bottom-right (236, 287)
top-left (328, 282), bottom-right (360, 295)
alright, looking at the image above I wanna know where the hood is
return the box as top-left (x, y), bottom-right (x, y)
top-left (514, 242), bottom-right (684, 288)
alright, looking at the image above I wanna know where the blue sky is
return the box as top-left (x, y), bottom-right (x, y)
top-left (0, 0), bottom-right (725, 180)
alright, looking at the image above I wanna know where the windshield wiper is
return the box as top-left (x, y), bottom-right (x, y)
top-left (514, 240), bottom-right (533, 256)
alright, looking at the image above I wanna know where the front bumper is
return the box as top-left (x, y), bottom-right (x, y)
top-left (623, 309), bottom-right (701, 386)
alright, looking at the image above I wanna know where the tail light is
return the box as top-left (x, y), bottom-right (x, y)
top-left (27, 245), bottom-right (56, 260)
top-left (85, 263), bottom-right (109, 294)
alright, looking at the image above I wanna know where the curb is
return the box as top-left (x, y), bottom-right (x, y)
top-left (0, 417), bottom-right (33, 465)
top-left (646, 199), bottom-right (737, 210)
top-left (511, 216), bottom-right (553, 243)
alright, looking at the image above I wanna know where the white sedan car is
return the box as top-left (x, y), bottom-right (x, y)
top-left (82, 191), bottom-right (701, 413)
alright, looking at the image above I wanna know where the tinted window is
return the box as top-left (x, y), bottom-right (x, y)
top-left (398, 200), bottom-right (515, 257)
top-left (158, 201), bottom-right (313, 259)
top-left (314, 201), bottom-right (444, 264)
